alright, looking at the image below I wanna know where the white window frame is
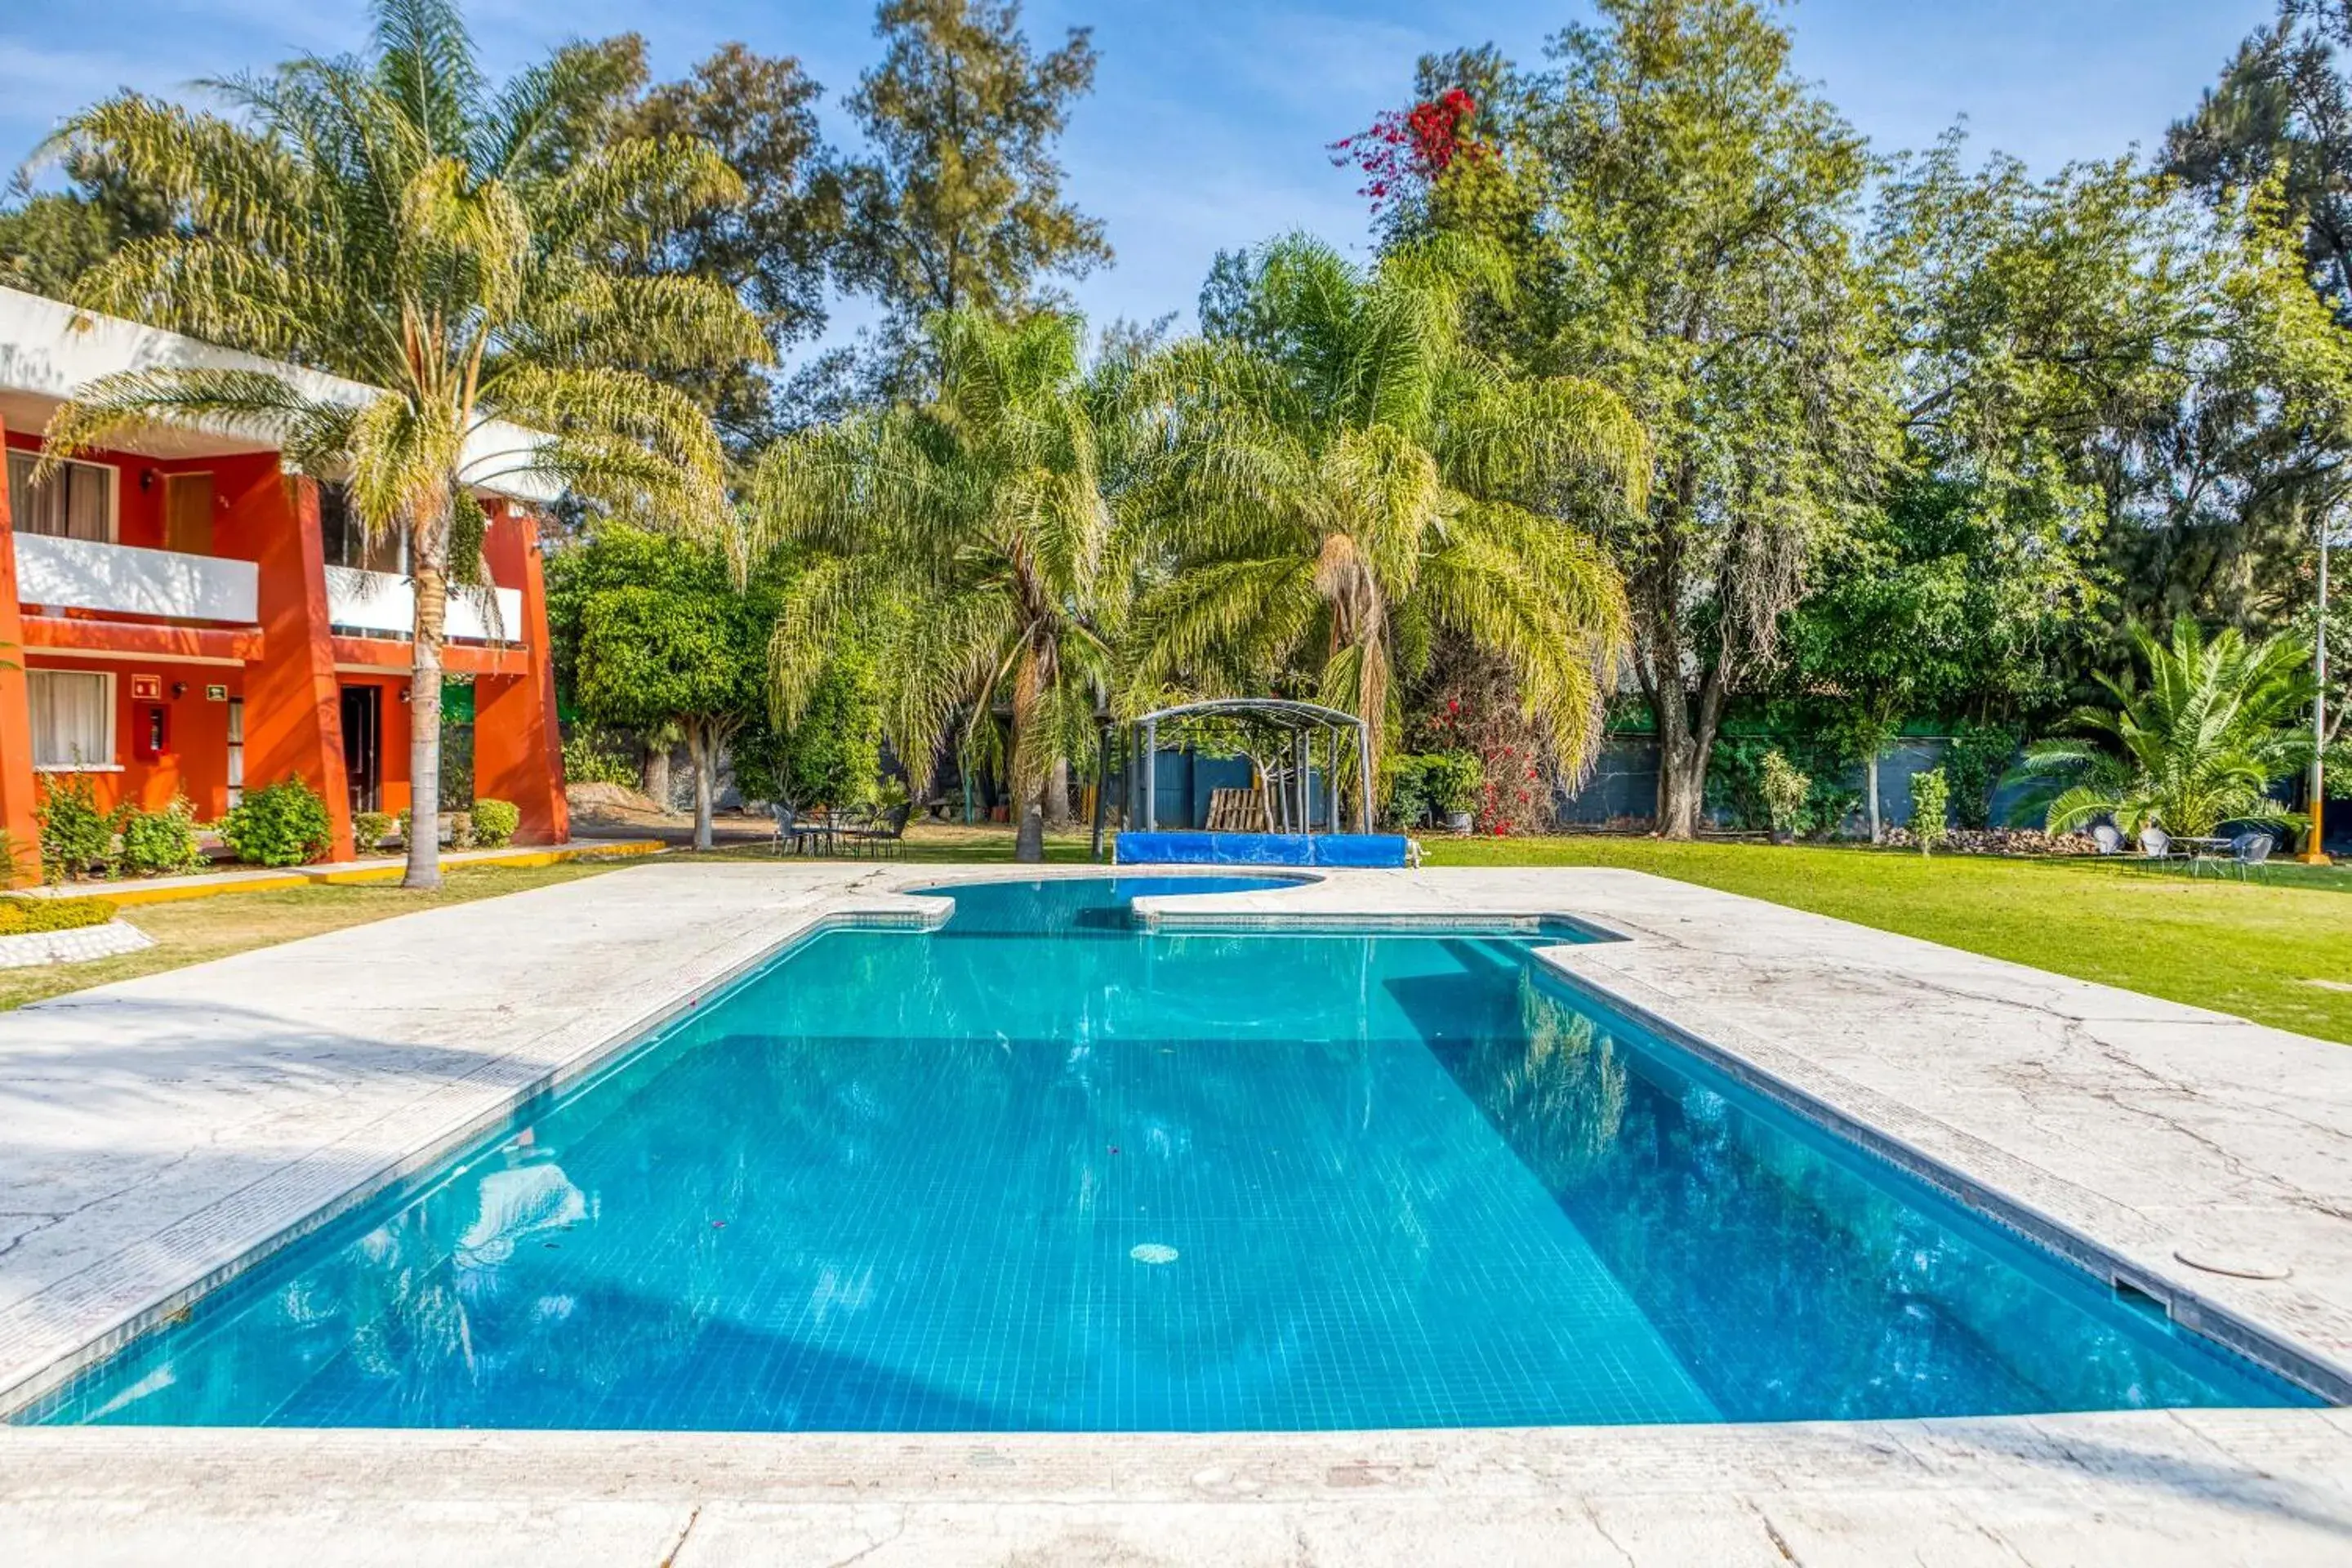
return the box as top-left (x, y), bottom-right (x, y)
top-left (5, 450), bottom-right (118, 544)
top-left (28, 668), bottom-right (121, 773)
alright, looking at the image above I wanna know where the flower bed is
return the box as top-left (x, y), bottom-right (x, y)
top-left (1878, 826), bottom-right (2098, 856)
top-left (0, 895), bottom-right (119, 934)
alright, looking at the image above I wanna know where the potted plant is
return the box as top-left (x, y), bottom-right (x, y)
top-left (1426, 751), bottom-right (1484, 835)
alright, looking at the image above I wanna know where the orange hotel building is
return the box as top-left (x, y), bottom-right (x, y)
top-left (0, 286), bottom-right (567, 884)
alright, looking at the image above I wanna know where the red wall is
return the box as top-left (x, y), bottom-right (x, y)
top-left (2, 431), bottom-right (247, 556)
top-left (24, 654), bottom-right (243, 820)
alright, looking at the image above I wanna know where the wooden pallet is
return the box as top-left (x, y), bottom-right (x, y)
top-left (1204, 786), bottom-right (1272, 832)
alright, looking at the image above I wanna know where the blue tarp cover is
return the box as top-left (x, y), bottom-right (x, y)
top-left (1112, 832), bottom-right (1412, 868)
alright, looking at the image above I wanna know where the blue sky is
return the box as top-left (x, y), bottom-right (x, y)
top-left (0, 0), bottom-right (2282, 359)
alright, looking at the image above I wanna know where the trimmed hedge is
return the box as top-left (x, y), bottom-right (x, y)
top-left (470, 798), bottom-right (520, 848)
top-left (0, 895), bottom-right (119, 936)
top-left (221, 778), bottom-right (335, 866)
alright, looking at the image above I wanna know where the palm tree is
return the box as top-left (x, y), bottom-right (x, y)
top-left (1126, 234), bottom-right (1644, 800)
top-left (754, 309), bottom-right (1138, 861)
top-left (32, 0), bottom-right (759, 887)
top-left (2018, 616), bottom-right (2314, 841)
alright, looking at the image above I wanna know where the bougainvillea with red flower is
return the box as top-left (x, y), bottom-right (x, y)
top-left (1408, 639), bottom-right (1565, 838)
top-left (1330, 88), bottom-right (1489, 213)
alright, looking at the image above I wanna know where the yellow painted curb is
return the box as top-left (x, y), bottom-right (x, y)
top-left (95, 875), bottom-right (312, 907)
top-left (303, 840), bottom-right (665, 885)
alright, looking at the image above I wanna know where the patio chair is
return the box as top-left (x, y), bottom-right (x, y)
top-left (773, 804), bottom-right (835, 857)
top-left (2230, 831), bottom-right (2274, 882)
top-left (840, 803), bottom-right (911, 859)
top-left (2091, 823), bottom-right (2123, 855)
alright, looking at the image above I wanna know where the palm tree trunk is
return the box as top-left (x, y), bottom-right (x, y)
top-left (1044, 761), bottom-right (1071, 826)
top-left (404, 529), bottom-right (448, 891)
top-left (1009, 645), bottom-right (1049, 863)
top-left (1016, 791), bottom-right (1046, 862)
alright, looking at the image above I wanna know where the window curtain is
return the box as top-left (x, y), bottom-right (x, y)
top-left (65, 463), bottom-right (109, 540)
top-left (5, 452), bottom-right (111, 540)
top-left (29, 670), bottom-right (113, 768)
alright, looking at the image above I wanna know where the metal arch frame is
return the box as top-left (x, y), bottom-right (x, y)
top-left (1125, 697), bottom-right (1372, 837)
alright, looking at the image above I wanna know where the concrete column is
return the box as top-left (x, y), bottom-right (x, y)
top-left (474, 510), bottom-right (568, 844)
top-left (0, 414), bottom-right (41, 884)
top-left (221, 467), bottom-right (354, 861)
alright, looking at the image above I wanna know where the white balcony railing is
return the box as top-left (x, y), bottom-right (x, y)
top-left (325, 566), bottom-right (525, 645)
top-left (11, 532), bottom-right (260, 624)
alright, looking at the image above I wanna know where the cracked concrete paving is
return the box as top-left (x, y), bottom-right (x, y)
top-left (1, 860), bottom-right (2349, 1562)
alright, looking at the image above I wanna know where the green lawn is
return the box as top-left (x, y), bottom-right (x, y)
top-left (1424, 836), bottom-right (2352, 1046)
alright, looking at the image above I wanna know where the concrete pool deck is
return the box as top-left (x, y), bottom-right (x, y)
top-left (1, 861), bottom-right (2349, 1562)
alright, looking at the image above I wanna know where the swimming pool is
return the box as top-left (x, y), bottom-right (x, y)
top-left (19, 875), bottom-right (2315, 1428)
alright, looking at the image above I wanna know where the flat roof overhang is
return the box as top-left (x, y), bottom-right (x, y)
top-left (0, 287), bottom-right (560, 504)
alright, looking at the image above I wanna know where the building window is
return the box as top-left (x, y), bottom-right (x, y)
top-left (318, 481), bottom-right (406, 573)
top-left (5, 451), bottom-right (115, 542)
top-left (28, 670), bottom-right (116, 770)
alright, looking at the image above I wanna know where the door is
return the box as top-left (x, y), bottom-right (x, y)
top-left (227, 698), bottom-right (244, 808)
top-left (164, 472), bottom-right (214, 554)
top-left (340, 684), bottom-right (382, 815)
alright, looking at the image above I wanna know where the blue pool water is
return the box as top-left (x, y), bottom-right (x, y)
top-left (22, 876), bottom-right (2314, 1428)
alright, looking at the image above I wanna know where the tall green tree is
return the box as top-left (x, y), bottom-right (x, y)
top-left (835, 0), bottom-right (1110, 381)
top-left (1130, 234), bottom-right (1645, 794)
top-left (614, 40), bottom-right (848, 452)
top-left (1433, 0), bottom-right (1894, 836)
top-left (33, 0), bottom-right (758, 887)
top-left (754, 309), bottom-right (1134, 861)
top-left (572, 529), bottom-right (779, 849)
top-left (0, 163), bottom-right (169, 299)
top-left (2169, 0), bottom-right (2352, 321)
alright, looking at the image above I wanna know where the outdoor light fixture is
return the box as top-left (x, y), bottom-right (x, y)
top-left (171, 682), bottom-right (186, 697)
top-left (139, 468), bottom-right (156, 491)
top-left (398, 685), bottom-right (412, 704)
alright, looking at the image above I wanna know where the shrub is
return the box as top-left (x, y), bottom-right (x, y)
top-left (1383, 755), bottom-right (1434, 828)
top-left (0, 894), bottom-right (118, 935)
top-left (36, 774), bottom-right (114, 880)
top-left (221, 778), bottom-right (335, 866)
top-left (470, 798), bottom-right (520, 848)
top-left (1423, 751), bottom-right (1484, 816)
top-left (1384, 751), bottom-right (1485, 828)
top-left (1910, 767), bottom-right (1952, 856)
top-left (1944, 721), bottom-right (2018, 831)
top-left (352, 810), bottom-right (395, 853)
top-left (559, 726), bottom-right (639, 787)
top-left (117, 798), bottom-right (206, 877)
top-left (1759, 750), bottom-right (1811, 836)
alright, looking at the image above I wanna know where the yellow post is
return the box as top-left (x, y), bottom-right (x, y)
top-left (2302, 511), bottom-right (2333, 866)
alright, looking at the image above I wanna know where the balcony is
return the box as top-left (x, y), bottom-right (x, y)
top-left (325, 567), bottom-right (525, 645)
top-left (11, 532), bottom-right (260, 624)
